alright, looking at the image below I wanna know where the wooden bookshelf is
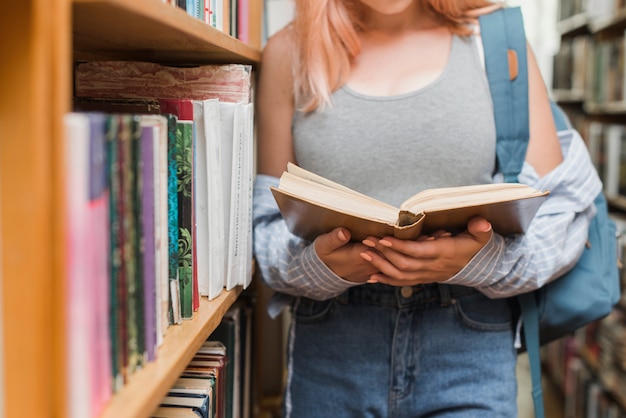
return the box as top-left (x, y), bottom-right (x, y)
top-left (73, 0), bottom-right (262, 64)
top-left (0, 0), bottom-right (260, 417)
top-left (100, 288), bottom-right (241, 418)
top-left (551, 2), bottom-right (626, 414)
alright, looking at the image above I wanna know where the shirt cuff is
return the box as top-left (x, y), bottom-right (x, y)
top-left (299, 243), bottom-right (363, 297)
top-left (442, 232), bottom-right (506, 288)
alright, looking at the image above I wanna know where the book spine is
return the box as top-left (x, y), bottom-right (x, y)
top-left (119, 115), bottom-right (141, 378)
top-left (165, 114), bottom-right (181, 325)
top-left (105, 115), bottom-right (126, 391)
top-left (177, 120), bottom-right (194, 319)
top-left (140, 124), bottom-right (158, 362)
top-left (86, 112), bottom-right (113, 416)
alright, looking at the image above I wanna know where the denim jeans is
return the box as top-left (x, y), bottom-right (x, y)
top-left (284, 283), bottom-right (518, 418)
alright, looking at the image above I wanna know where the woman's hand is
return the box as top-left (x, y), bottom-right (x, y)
top-left (359, 217), bottom-right (493, 286)
top-left (314, 227), bottom-right (381, 284)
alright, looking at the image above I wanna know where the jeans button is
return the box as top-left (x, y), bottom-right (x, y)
top-left (400, 286), bottom-right (413, 298)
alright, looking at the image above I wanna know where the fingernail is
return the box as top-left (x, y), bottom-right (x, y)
top-left (379, 239), bottom-right (392, 247)
top-left (362, 239), bottom-right (375, 247)
top-left (338, 230), bottom-right (347, 240)
top-left (360, 252), bottom-right (373, 262)
top-left (367, 278), bottom-right (378, 283)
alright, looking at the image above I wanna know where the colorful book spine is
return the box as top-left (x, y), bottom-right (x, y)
top-left (140, 124), bottom-right (158, 362)
top-left (86, 112), bottom-right (113, 417)
top-left (160, 99), bottom-right (195, 320)
top-left (165, 114), bottom-right (181, 325)
top-left (176, 120), bottom-right (195, 320)
top-left (130, 115), bottom-right (146, 372)
top-left (118, 115), bottom-right (139, 379)
top-left (105, 114), bottom-right (126, 391)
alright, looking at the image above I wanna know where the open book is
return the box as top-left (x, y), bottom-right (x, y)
top-left (271, 163), bottom-right (550, 241)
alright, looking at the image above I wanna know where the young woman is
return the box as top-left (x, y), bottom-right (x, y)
top-left (253, 0), bottom-right (601, 416)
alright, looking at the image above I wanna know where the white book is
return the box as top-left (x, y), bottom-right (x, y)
top-left (605, 124), bottom-right (622, 198)
top-left (204, 99), bottom-right (226, 299)
top-left (219, 102), bottom-right (236, 287)
top-left (241, 102), bottom-right (255, 288)
top-left (140, 114), bottom-right (169, 346)
top-left (226, 102), bottom-right (248, 289)
top-left (192, 101), bottom-right (211, 297)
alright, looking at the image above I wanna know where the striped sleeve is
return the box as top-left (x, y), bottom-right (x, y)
top-left (253, 175), bottom-right (361, 313)
top-left (443, 129), bottom-right (602, 298)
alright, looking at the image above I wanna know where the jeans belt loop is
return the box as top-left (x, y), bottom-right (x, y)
top-left (438, 283), bottom-right (452, 307)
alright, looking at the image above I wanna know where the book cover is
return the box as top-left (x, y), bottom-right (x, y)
top-left (73, 97), bottom-right (161, 114)
top-left (272, 163), bottom-right (550, 242)
top-left (185, 357), bottom-right (226, 418)
top-left (151, 406), bottom-right (203, 417)
top-left (160, 99), bottom-right (195, 320)
top-left (140, 123), bottom-right (158, 363)
top-left (75, 61), bottom-right (253, 104)
top-left (226, 102), bottom-right (254, 289)
top-left (160, 393), bottom-right (210, 418)
top-left (165, 114), bottom-right (182, 325)
top-left (64, 113), bottom-right (94, 418)
top-left (120, 115), bottom-right (144, 377)
top-left (203, 99), bottom-right (226, 300)
top-left (105, 114), bottom-right (127, 391)
top-left (219, 102), bottom-right (235, 289)
top-left (237, 0), bottom-right (248, 43)
top-left (140, 114), bottom-right (170, 348)
top-left (192, 100), bottom-right (212, 299)
top-left (169, 375), bottom-right (215, 416)
top-left (86, 112), bottom-right (113, 416)
top-left (209, 309), bottom-right (240, 418)
top-left (176, 118), bottom-right (194, 320)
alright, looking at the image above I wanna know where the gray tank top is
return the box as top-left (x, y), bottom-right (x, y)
top-left (292, 35), bottom-right (496, 207)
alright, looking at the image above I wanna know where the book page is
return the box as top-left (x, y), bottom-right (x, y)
top-left (402, 183), bottom-right (548, 213)
top-left (278, 172), bottom-right (399, 223)
top-left (286, 162), bottom-right (380, 201)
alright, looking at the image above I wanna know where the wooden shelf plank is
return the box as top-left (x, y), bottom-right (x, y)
top-left (584, 101), bottom-right (626, 115)
top-left (99, 287), bottom-right (242, 418)
top-left (589, 8), bottom-right (626, 35)
top-left (556, 12), bottom-right (588, 37)
top-left (73, 0), bottom-right (261, 64)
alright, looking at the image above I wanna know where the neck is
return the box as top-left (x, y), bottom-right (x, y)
top-left (360, 2), bottom-right (440, 32)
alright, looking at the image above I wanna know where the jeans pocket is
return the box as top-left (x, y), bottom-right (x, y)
top-left (293, 297), bottom-right (335, 324)
top-left (454, 292), bottom-right (514, 332)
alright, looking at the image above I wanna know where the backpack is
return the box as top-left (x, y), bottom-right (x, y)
top-left (478, 7), bottom-right (621, 418)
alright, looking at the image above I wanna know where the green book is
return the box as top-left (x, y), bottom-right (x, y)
top-left (176, 120), bottom-right (194, 320)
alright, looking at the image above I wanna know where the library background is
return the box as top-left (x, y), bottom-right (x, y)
top-left (1, 0), bottom-right (626, 417)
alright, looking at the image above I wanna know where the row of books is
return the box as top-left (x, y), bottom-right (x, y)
top-left (552, 35), bottom-right (590, 99)
top-left (559, 0), bottom-right (586, 21)
top-left (541, 212), bottom-right (626, 417)
top-left (585, 122), bottom-right (626, 200)
top-left (560, 0), bottom-right (626, 21)
top-left (66, 61), bottom-right (255, 418)
top-left (162, 0), bottom-right (252, 43)
top-left (543, 329), bottom-right (626, 417)
top-left (151, 299), bottom-right (255, 418)
top-left (589, 36), bottom-right (626, 105)
top-left (552, 31), bottom-right (626, 107)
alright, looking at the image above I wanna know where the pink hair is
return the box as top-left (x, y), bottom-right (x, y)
top-left (293, 0), bottom-right (498, 112)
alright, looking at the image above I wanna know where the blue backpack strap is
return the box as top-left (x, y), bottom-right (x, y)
top-left (479, 7), bottom-right (545, 418)
top-left (479, 7), bottom-right (530, 183)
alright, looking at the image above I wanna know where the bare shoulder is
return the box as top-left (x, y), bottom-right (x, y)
top-left (256, 25), bottom-right (297, 176)
top-left (260, 25), bottom-right (295, 85)
top-left (263, 25), bottom-right (295, 60)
